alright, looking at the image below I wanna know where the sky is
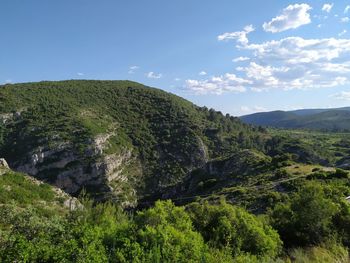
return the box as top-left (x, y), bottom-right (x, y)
top-left (1, 0), bottom-right (350, 116)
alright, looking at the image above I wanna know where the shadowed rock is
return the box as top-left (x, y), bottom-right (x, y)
top-left (0, 158), bottom-right (9, 169)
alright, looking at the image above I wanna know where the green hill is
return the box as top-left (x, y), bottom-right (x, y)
top-left (0, 80), bottom-right (267, 206)
top-left (240, 107), bottom-right (350, 131)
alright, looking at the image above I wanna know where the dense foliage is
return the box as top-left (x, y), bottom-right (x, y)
top-left (0, 170), bottom-right (350, 262)
top-left (241, 108), bottom-right (350, 131)
top-left (0, 80), bottom-right (268, 200)
top-left (1, 80), bottom-right (350, 262)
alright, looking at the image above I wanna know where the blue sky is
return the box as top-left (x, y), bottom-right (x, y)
top-left (1, 0), bottom-right (350, 116)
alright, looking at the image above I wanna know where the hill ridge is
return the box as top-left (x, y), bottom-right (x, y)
top-left (240, 107), bottom-right (350, 131)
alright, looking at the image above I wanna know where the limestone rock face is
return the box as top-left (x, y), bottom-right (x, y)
top-left (0, 158), bottom-right (9, 169)
top-left (6, 129), bottom-right (142, 207)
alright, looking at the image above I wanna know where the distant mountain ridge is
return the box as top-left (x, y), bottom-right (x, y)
top-left (240, 107), bottom-right (350, 131)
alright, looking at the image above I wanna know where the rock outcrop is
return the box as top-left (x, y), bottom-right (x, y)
top-left (0, 158), bottom-right (9, 169)
top-left (8, 128), bottom-right (142, 207)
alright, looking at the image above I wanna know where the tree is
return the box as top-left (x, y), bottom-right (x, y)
top-left (135, 200), bottom-right (207, 263)
top-left (270, 183), bottom-right (339, 247)
top-left (187, 200), bottom-right (282, 258)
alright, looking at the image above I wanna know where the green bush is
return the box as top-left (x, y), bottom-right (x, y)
top-left (269, 182), bottom-right (349, 248)
top-left (135, 200), bottom-right (207, 263)
top-left (187, 200), bottom-right (282, 258)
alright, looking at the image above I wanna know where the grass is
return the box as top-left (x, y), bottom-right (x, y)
top-left (284, 164), bottom-right (335, 176)
top-left (269, 128), bottom-right (350, 165)
top-left (0, 168), bottom-right (69, 215)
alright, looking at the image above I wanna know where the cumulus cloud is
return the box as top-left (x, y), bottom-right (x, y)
top-left (199, 71), bottom-right (207, 76)
top-left (232, 56), bottom-right (250, 62)
top-left (263, 4), bottom-right (312, 33)
top-left (185, 73), bottom-right (250, 95)
top-left (128, 65), bottom-right (139, 74)
top-left (218, 25), bottom-right (254, 45)
top-left (146, 71), bottom-right (162, 79)
top-left (341, 17), bottom-right (349, 22)
top-left (187, 34), bottom-right (350, 94)
top-left (322, 3), bottom-right (333, 13)
top-left (245, 37), bottom-right (350, 63)
top-left (331, 91), bottom-right (350, 100)
top-left (345, 5), bottom-right (350, 14)
top-left (240, 37), bottom-right (350, 90)
top-left (77, 72), bottom-right (84, 76)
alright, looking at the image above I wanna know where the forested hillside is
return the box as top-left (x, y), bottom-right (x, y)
top-left (0, 80), bottom-right (268, 205)
top-left (241, 107), bottom-right (350, 131)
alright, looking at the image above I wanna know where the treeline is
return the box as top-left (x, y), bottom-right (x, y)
top-left (1, 181), bottom-right (349, 262)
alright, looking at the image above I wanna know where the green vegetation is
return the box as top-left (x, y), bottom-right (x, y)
top-left (267, 129), bottom-right (350, 168)
top-left (1, 184), bottom-right (349, 262)
top-left (269, 182), bottom-right (350, 247)
top-left (0, 80), bottom-right (267, 200)
top-left (1, 80), bottom-right (350, 261)
top-left (241, 107), bottom-right (350, 131)
top-left (0, 168), bottom-right (69, 215)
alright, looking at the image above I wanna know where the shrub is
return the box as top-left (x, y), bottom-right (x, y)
top-left (187, 200), bottom-right (282, 258)
top-left (269, 183), bottom-right (340, 247)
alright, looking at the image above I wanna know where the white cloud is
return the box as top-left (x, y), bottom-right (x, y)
top-left (245, 37), bottom-right (350, 63)
top-left (218, 25), bottom-right (254, 45)
top-left (322, 3), bottom-right (333, 13)
top-left (128, 65), bottom-right (139, 74)
top-left (339, 29), bottom-right (347, 36)
top-left (77, 72), bottom-right (84, 76)
top-left (174, 78), bottom-right (181, 81)
top-left (187, 35), bottom-right (350, 94)
top-left (232, 56), bottom-right (250, 62)
top-left (263, 4), bottom-right (312, 33)
top-left (254, 106), bottom-right (268, 111)
top-left (185, 73), bottom-right (249, 95)
top-left (331, 91), bottom-right (350, 100)
top-left (199, 71), bottom-right (207, 76)
top-left (146, 71), bottom-right (162, 79)
top-left (241, 37), bottom-right (350, 90)
top-left (345, 5), bottom-right (350, 14)
top-left (240, 106), bottom-right (251, 113)
top-left (341, 17), bottom-right (349, 22)
top-left (240, 105), bottom-right (267, 114)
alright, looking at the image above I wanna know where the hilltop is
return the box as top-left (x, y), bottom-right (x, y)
top-left (0, 80), bottom-right (268, 206)
top-left (240, 107), bottom-right (350, 131)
